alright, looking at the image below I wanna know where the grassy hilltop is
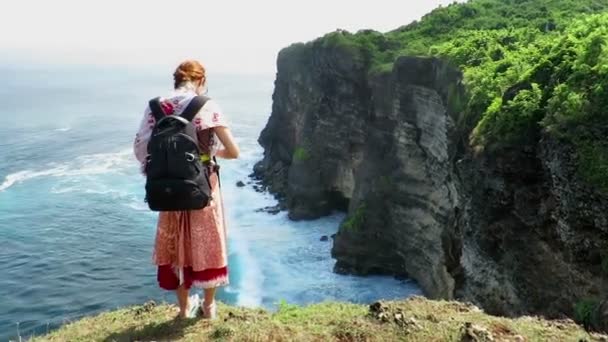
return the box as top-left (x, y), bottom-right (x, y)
top-left (35, 298), bottom-right (606, 341)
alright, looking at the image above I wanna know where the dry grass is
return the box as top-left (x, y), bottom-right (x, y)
top-left (32, 297), bottom-right (606, 342)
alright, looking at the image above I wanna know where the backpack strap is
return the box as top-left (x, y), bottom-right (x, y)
top-left (180, 95), bottom-right (210, 122)
top-left (213, 156), bottom-right (221, 189)
top-left (148, 97), bottom-right (165, 121)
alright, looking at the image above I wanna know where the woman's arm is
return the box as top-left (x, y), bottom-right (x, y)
top-left (193, 99), bottom-right (239, 159)
top-left (214, 126), bottom-right (240, 159)
top-left (134, 109), bottom-right (154, 164)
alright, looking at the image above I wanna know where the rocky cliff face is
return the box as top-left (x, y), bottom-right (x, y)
top-left (456, 140), bottom-right (608, 317)
top-left (254, 42), bottom-right (608, 319)
top-left (255, 43), bottom-right (373, 220)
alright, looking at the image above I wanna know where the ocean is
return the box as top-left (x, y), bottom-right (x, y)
top-left (0, 65), bottom-right (420, 340)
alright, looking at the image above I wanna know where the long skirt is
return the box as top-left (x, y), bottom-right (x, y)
top-left (152, 172), bottom-right (228, 290)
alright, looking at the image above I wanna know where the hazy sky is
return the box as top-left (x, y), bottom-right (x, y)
top-left (0, 0), bottom-right (462, 73)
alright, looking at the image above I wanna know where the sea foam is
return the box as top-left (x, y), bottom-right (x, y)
top-left (0, 149), bottom-right (134, 192)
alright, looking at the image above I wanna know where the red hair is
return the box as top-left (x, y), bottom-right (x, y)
top-left (173, 60), bottom-right (206, 89)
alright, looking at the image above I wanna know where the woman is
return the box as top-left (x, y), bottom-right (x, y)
top-left (133, 60), bottom-right (240, 319)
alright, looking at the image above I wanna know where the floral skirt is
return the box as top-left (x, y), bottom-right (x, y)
top-left (152, 172), bottom-right (229, 290)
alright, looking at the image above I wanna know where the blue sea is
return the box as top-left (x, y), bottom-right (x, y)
top-left (0, 65), bottom-right (420, 341)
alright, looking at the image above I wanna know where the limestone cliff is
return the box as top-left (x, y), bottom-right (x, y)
top-left (254, 38), bottom-right (608, 320)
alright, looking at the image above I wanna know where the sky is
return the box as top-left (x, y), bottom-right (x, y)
top-left (0, 0), bottom-right (463, 73)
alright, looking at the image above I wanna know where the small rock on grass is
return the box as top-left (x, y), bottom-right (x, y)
top-left (461, 322), bottom-right (494, 342)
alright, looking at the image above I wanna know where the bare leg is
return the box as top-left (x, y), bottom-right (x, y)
top-left (203, 287), bottom-right (216, 306)
top-left (176, 285), bottom-right (189, 317)
top-left (202, 287), bottom-right (217, 319)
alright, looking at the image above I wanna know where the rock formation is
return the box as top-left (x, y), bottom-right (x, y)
top-left (254, 40), bottom-right (608, 319)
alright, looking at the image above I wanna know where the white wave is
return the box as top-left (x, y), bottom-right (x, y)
top-left (231, 237), bottom-right (264, 308)
top-left (124, 201), bottom-right (149, 212)
top-left (50, 184), bottom-right (128, 196)
top-left (0, 167), bottom-right (68, 191)
top-left (0, 149), bottom-right (135, 192)
top-left (50, 185), bottom-right (81, 194)
top-left (55, 127), bottom-right (72, 132)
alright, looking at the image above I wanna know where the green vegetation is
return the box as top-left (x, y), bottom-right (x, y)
top-left (304, 0), bottom-right (608, 190)
top-left (433, 13), bottom-right (608, 190)
top-left (310, 0), bottom-right (608, 68)
top-left (342, 203), bottom-right (366, 231)
top-left (293, 146), bottom-right (311, 162)
top-left (574, 298), bottom-right (601, 329)
top-left (34, 297), bottom-right (604, 341)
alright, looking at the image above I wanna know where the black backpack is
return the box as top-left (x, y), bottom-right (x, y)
top-left (144, 95), bottom-right (213, 211)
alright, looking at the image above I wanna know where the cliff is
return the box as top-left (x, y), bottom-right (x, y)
top-left (253, 0), bottom-right (608, 328)
top-left (34, 298), bottom-right (606, 341)
top-left (256, 49), bottom-right (463, 299)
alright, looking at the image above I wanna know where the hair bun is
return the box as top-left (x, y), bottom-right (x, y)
top-left (173, 60), bottom-right (206, 89)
